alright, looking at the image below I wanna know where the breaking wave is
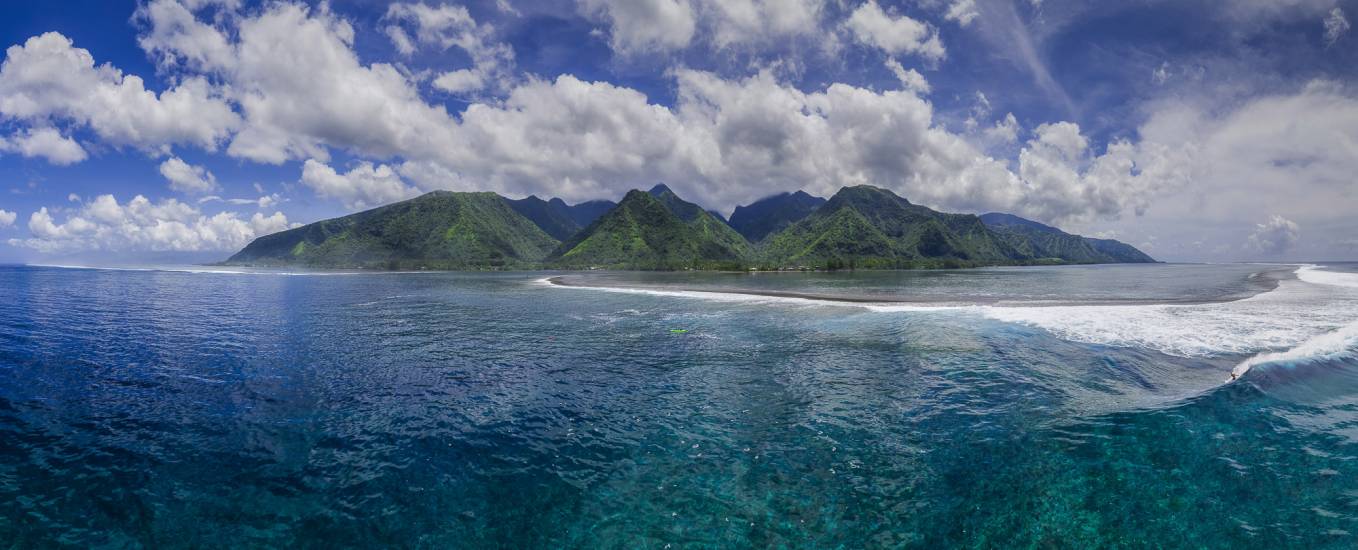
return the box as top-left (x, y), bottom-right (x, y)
top-left (975, 266), bottom-right (1358, 379)
top-left (547, 266), bottom-right (1358, 381)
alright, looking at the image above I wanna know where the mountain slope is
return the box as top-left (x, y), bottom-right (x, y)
top-left (760, 186), bottom-right (1021, 268)
top-left (728, 191), bottom-right (827, 242)
top-left (979, 212), bottom-right (1155, 264)
top-left (505, 195), bottom-right (619, 240)
top-left (225, 191), bottom-right (558, 269)
top-left (1086, 238), bottom-right (1157, 263)
top-left (565, 200), bottom-right (617, 227)
top-left (549, 188), bottom-right (751, 269)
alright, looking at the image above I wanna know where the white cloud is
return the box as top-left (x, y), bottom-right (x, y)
top-left (220, 4), bottom-right (462, 164)
top-left (982, 112), bottom-right (1020, 145)
top-left (159, 156), bottom-right (217, 194)
top-left (579, 0), bottom-right (697, 55)
top-left (301, 159), bottom-right (418, 210)
top-left (0, 32), bottom-right (239, 152)
top-left (1152, 61), bottom-right (1170, 85)
top-left (579, 0), bottom-right (828, 55)
top-left (0, 2), bottom-right (1172, 228)
top-left (431, 70), bottom-right (1026, 214)
top-left (884, 57), bottom-right (930, 94)
top-left (1059, 80), bottom-right (1358, 260)
top-left (382, 2), bottom-right (515, 95)
top-left (1, 126), bottom-right (87, 165)
top-left (701, 0), bottom-right (826, 49)
top-left (198, 193), bottom-right (282, 208)
top-left (0, 209), bottom-right (15, 228)
top-left (8, 194), bottom-right (295, 253)
top-left (134, 0), bottom-right (236, 72)
top-left (945, 0), bottom-right (979, 26)
top-left (845, 1), bottom-right (944, 61)
top-left (1247, 215), bottom-right (1300, 255)
top-left (1015, 121), bottom-right (1192, 224)
top-left (1325, 8), bottom-right (1351, 46)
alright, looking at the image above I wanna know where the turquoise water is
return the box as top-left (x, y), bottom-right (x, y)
top-left (3, 263), bottom-right (1358, 547)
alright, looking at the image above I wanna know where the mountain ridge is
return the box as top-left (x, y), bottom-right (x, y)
top-left (224, 185), bottom-right (1155, 270)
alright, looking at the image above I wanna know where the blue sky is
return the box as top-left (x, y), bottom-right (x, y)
top-left (0, 0), bottom-right (1355, 263)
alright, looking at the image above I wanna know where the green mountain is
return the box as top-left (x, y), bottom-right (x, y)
top-left (225, 191), bottom-right (558, 269)
top-left (1086, 237), bottom-right (1156, 263)
top-left (223, 184), bottom-right (1153, 271)
top-left (759, 186), bottom-right (1023, 268)
top-left (505, 195), bottom-right (616, 240)
top-left (979, 213), bottom-right (1155, 264)
top-left (728, 190), bottom-right (826, 242)
top-left (566, 200), bottom-right (617, 227)
top-left (549, 187), bottom-right (752, 269)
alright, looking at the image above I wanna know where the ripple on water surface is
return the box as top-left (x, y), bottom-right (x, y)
top-left (1, 264), bottom-right (1358, 547)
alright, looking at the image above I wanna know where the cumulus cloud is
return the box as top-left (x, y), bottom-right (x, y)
top-left (159, 157), bottom-right (217, 194)
top-left (383, 2), bottom-right (515, 95)
top-left (1325, 8), bottom-right (1351, 46)
top-left (1247, 215), bottom-right (1300, 255)
top-left (579, 0), bottom-right (829, 55)
top-left (8, 194), bottom-right (295, 253)
top-left (430, 70), bottom-right (1029, 214)
top-left (845, 1), bottom-right (944, 61)
top-left (885, 57), bottom-right (930, 94)
top-left (945, 0), bottom-right (979, 26)
top-left (700, 0), bottom-right (826, 49)
top-left (0, 126), bottom-right (87, 165)
top-left (0, 32), bottom-right (239, 153)
top-left (982, 112), bottom-right (1020, 146)
top-left (1060, 80), bottom-right (1358, 260)
top-left (0, 209), bottom-right (15, 228)
top-left (579, 0), bottom-right (697, 55)
top-left (1015, 121), bottom-right (1193, 224)
top-left (134, 0), bottom-right (236, 72)
top-left (224, 4), bottom-right (462, 164)
top-left (301, 159), bottom-right (418, 210)
top-left (3, 1), bottom-right (1199, 226)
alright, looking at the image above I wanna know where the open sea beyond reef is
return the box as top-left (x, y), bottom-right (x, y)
top-left (4, 262), bottom-right (1358, 548)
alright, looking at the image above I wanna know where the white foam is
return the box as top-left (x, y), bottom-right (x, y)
top-left (1297, 265), bottom-right (1358, 288)
top-left (547, 279), bottom-right (845, 308)
top-left (1231, 319), bottom-right (1358, 379)
top-left (545, 277), bottom-right (968, 312)
top-left (549, 267), bottom-right (1358, 380)
top-left (978, 267), bottom-right (1358, 376)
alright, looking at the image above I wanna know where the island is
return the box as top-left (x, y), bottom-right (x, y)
top-left (223, 184), bottom-right (1154, 270)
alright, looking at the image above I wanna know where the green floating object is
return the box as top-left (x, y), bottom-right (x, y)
top-left (669, 329), bottom-right (688, 334)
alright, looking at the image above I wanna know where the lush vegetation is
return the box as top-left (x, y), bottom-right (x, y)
top-left (727, 190), bottom-right (827, 242)
top-left (548, 189), bottom-right (751, 270)
top-left (757, 186), bottom-right (1023, 268)
top-left (979, 212), bottom-right (1156, 264)
top-left (225, 191), bottom-right (558, 270)
top-left (504, 195), bottom-right (616, 241)
top-left (224, 184), bottom-right (1155, 271)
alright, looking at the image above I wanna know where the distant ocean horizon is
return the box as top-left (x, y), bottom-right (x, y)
top-left (3, 262), bottom-right (1358, 547)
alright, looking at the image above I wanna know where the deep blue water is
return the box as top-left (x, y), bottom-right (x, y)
top-left (3, 263), bottom-right (1358, 547)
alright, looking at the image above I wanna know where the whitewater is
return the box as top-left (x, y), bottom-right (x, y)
top-left (548, 265), bottom-right (1358, 381)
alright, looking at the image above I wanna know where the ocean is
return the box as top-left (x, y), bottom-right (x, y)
top-left (2, 262), bottom-right (1357, 547)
